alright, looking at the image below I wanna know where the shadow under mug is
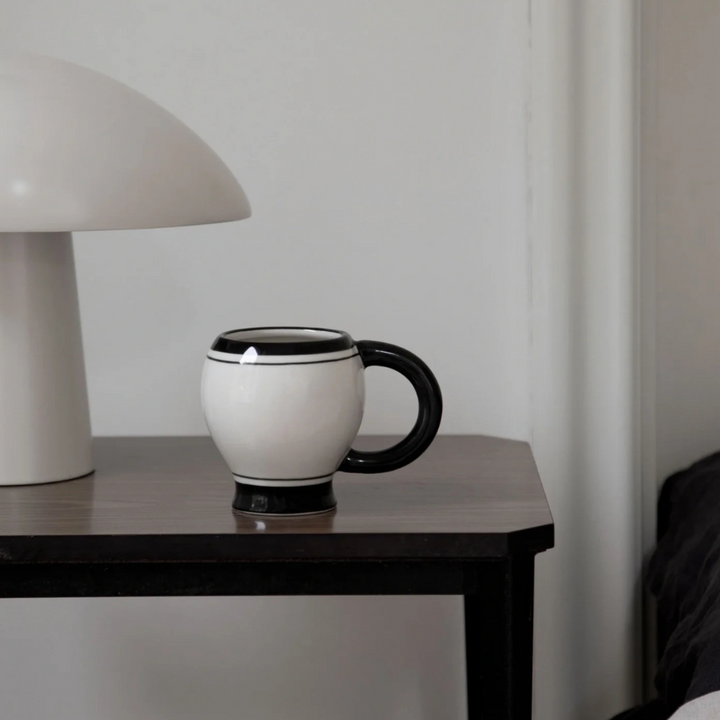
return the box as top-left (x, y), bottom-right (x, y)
top-left (201, 326), bottom-right (443, 515)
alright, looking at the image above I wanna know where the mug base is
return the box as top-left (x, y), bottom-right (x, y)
top-left (233, 506), bottom-right (336, 518)
top-left (232, 478), bottom-right (337, 516)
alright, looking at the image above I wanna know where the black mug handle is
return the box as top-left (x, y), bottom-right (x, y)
top-left (339, 340), bottom-right (443, 474)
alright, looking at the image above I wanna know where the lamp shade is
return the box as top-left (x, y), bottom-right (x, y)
top-left (0, 53), bottom-right (251, 232)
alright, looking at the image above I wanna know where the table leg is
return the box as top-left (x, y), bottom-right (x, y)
top-left (464, 555), bottom-right (535, 719)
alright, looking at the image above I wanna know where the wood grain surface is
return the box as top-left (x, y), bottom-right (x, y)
top-left (0, 436), bottom-right (553, 562)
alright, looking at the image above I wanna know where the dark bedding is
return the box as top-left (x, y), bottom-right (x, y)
top-left (612, 451), bottom-right (720, 719)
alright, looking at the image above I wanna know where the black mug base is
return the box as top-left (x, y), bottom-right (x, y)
top-left (232, 480), bottom-right (337, 516)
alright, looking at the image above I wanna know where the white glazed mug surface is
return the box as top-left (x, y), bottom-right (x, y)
top-left (201, 327), bottom-right (442, 515)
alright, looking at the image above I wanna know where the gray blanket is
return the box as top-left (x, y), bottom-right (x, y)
top-left (613, 451), bottom-right (720, 719)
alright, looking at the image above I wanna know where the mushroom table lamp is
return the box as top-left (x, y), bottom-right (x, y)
top-left (0, 54), bottom-right (251, 485)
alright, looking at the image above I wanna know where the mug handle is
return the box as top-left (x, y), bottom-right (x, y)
top-left (339, 340), bottom-right (443, 474)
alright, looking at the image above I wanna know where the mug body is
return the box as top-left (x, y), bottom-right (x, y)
top-left (201, 327), bottom-right (365, 514)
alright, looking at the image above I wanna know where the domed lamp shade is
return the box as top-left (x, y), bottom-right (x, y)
top-left (0, 54), bottom-right (251, 485)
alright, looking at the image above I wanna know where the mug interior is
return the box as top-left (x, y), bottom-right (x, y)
top-left (223, 328), bottom-right (342, 344)
top-left (211, 326), bottom-right (355, 356)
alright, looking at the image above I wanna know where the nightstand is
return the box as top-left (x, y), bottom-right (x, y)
top-left (0, 435), bottom-right (553, 719)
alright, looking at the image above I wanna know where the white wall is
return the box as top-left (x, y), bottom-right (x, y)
top-left (4, 0), bottom-right (530, 439)
top-left (644, 0), bottom-right (720, 486)
top-left (0, 2), bottom-right (531, 719)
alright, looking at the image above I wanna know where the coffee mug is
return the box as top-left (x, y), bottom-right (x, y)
top-left (201, 326), bottom-right (442, 515)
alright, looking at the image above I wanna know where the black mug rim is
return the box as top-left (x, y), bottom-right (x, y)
top-left (211, 326), bottom-right (355, 356)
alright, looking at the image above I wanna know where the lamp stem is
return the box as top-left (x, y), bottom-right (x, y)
top-left (0, 232), bottom-right (93, 484)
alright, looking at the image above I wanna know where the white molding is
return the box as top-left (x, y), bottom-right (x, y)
top-left (529, 2), bottom-right (643, 717)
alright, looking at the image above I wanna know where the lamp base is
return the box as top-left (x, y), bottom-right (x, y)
top-left (0, 232), bottom-right (93, 485)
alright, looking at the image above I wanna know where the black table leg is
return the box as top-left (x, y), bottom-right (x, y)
top-left (464, 555), bottom-right (535, 719)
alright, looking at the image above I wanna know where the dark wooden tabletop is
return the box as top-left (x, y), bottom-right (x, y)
top-left (0, 436), bottom-right (553, 563)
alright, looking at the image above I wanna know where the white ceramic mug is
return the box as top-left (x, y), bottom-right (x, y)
top-left (201, 326), bottom-right (442, 515)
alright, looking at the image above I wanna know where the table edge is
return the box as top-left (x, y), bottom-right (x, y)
top-left (0, 524), bottom-right (554, 563)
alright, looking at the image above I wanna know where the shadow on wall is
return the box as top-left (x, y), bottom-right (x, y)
top-left (77, 596), bottom-right (465, 720)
